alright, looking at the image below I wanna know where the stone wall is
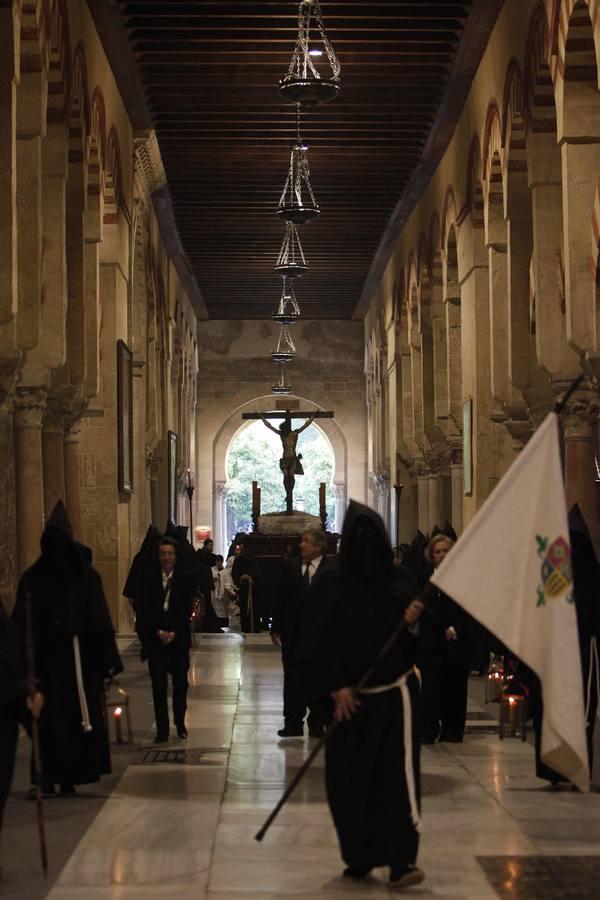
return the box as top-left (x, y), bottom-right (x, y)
top-left (362, 0), bottom-right (600, 548)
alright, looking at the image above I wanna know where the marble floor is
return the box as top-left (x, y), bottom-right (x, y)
top-left (2, 634), bottom-right (600, 899)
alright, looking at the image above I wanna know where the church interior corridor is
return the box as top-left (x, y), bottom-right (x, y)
top-left (3, 0), bottom-right (600, 895)
top-left (4, 635), bottom-right (600, 900)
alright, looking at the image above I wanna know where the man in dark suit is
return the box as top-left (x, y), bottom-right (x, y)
top-left (138, 537), bottom-right (196, 742)
top-left (271, 528), bottom-right (336, 738)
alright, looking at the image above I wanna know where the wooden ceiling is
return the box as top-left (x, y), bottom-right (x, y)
top-left (112, 1), bottom-right (503, 319)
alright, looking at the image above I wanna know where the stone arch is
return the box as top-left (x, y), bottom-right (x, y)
top-left (45, 0), bottom-right (70, 126)
top-left (555, 0), bottom-right (600, 141)
top-left (465, 134), bottom-right (484, 230)
top-left (212, 393), bottom-right (349, 551)
top-left (105, 126), bottom-right (124, 224)
top-left (429, 213), bottom-right (448, 430)
top-left (557, 0), bottom-right (600, 354)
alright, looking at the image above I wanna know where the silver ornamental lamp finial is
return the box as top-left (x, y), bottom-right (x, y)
top-left (270, 324), bottom-right (296, 364)
top-left (272, 365), bottom-right (293, 395)
top-left (272, 278), bottom-right (302, 325)
top-left (279, 0), bottom-right (341, 107)
top-left (275, 222), bottom-right (309, 278)
top-left (277, 141), bottom-right (320, 224)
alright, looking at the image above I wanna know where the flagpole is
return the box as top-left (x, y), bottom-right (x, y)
top-left (255, 583), bottom-right (438, 842)
top-left (554, 373), bottom-right (585, 415)
top-left (25, 592), bottom-right (49, 876)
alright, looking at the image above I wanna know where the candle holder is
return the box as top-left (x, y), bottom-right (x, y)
top-left (105, 680), bottom-right (133, 744)
top-left (319, 481), bottom-right (327, 530)
top-left (485, 654), bottom-right (505, 704)
top-left (185, 468), bottom-right (195, 546)
top-left (499, 680), bottom-right (528, 741)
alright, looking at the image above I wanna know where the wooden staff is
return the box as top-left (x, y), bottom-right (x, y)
top-left (247, 577), bottom-right (255, 634)
top-left (255, 583), bottom-right (437, 841)
top-left (24, 592), bottom-right (49, 876)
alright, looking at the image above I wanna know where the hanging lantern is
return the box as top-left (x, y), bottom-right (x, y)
top-left (272, 278), bottom-right (301, 326)
top-left (279, 0), bottom-right (341, 107)
top-left (278, 142), bottom-right (320, 224)
top-left (270, 324), bottom-right (296, 364)
top-left (272, 365), bottom-right (293, 395)
top-left (275, 223), bottom-right (309, 278)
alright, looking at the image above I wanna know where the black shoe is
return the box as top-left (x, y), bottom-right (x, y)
top-left (59, 784), bottom-right (76, 796)
top-left (343, 866), bottom-right (371, 879)
top-left (308, 727), bottom-right (326, 739)
top-left (28, 785), bottom-right (56, 800)
top-left (177, 727), bottom-right (188, 739)
top-left (154, 734), bottom-right (169, 744)
top-left (389, 864), bottom-right (425, 889)
top-left (277, 726), bottom-right (303, 738)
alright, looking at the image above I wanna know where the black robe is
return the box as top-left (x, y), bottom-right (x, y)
top-left (296, 501), bottom-right (421, 872)
top-left (524, 504), bottom-right (600, 783)
top-left (12, 503), bottom-right (122, 787)
top-left (123, 525), bottom-right (162, 655)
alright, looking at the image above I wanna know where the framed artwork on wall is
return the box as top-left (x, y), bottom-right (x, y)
top-left (463, 398), bottom-right (473, 496)
top-left (168, 430), bottom-right (178, 523)
top-left (117, 340), bottom-right (133, 494)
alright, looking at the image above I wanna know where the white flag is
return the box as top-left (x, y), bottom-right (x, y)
top-left (431, 412), bottom-right (589, 791)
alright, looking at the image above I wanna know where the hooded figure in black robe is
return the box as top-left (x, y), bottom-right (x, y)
top-left (0, 605), bottom-right (28, 834)
top-left (521, 503), bottom-right (600, 784)
top-left (12, 502), bottom-right (122, 792)
top-left (123, 525), bottom-right (162, 658)
top-left (232, 550), bottom-right (264, 633)
top-left (295, 502), bottom-right (424, 887)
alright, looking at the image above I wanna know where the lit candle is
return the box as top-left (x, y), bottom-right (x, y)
top-left (114, 706), bottom-right (123, 744)
top-left (187, 468), bottom-right (192, 488)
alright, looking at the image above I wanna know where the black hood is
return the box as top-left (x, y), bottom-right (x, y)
top-left (39, 501), bottom-right (83, 578)
top-left (339, 500), bottom-right (394, 580)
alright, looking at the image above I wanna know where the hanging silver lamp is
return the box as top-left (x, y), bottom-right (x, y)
top-left (272, 278), bottom-right (302, 326)
top-left (278, 142), bottom-right (320, 224)
top-left (275, 223), bottom-right (309, 278)
top-left (279, 0), bottom-right (341, 107)
top-left (270, 324), bottom-right (296, 364)
top-left (272, 365), bottom-right (293, 395)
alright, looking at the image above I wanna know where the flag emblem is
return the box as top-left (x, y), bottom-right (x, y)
top-left (536, 535), bottom-right (573, 605)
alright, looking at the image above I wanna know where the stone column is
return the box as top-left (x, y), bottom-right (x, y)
top-left (64, 419), bottom-right (82, 539)
top-left (42, 401), bottom-right (67, 519)
top-left (213, 480), bottom-right (227, 556)
top-left (148, 450), bottom-right (163, 528)
top-left (14, 390), bottom-right (46, 573)
top-left (562, 395), bottom-right (599, 549)
top-left (0, 396), bottom-right (17, 611)
top-left (450, 448), bottom-right (463, 536)
top-left (417, 471), bottom-right (430, 535)
top-left (333, 482), bottom-right (346, 533)
top-left (427, 473), bottom-right (441, 532)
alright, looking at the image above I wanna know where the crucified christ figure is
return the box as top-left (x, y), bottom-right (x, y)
top-left (259, 411), bottom-right (317, 513)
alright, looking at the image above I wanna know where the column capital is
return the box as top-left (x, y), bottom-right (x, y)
top-left (332, 482), bottom-right (346, 502)
top-left (14, 389), bottom-right (47, 428)
top-left (449, 446), bottom-right (463, 467)
top-left (561, 393), bottom-right (599, 439)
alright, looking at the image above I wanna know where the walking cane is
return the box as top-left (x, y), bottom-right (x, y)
top-left (255, 584), bottom-right (437, 841)
top-left (24, 592), bottom-right (49, 875)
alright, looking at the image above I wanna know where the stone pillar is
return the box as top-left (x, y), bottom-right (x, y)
top-left (333, 482), bottom-right (346, 534)
top-left (562, 395), bottom-right (599, 549)
top-left (148, 451), bottom-right (162, 528)
top-left (450, 449), bottom-right (463, 536)
top-left (427, 473), bottom-right (441, 532)
top-left (417, 472), bottom-right (430, 535)
top-left (14, 390), bottom-right (46, 573)
top-left (0, 397), bottom-right (17, 611)
top-left (64, 420), bottom-right (82, 539)
top-left (213, 480), bottom-right (225, 555)
top-left (42, 402), bottom-right (67, 519)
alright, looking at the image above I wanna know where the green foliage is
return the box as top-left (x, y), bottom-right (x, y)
top-left (226, 421), bottom-right (335, 532)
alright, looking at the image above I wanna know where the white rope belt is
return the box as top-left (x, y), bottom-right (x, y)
top-left (73, 636), bottom-right (93, 733)
top-left (360, 667), bottom-right (420, 830)
top-left (585, 636), bottom-right (600, 727)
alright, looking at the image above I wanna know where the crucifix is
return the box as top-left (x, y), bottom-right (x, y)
top-left (242, 409), bottom-right (334, 513)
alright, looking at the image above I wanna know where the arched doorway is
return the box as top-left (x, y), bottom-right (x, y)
top-left (209, 395), bottom-right (349, 554)
top-left (225, 418), bottom-right (335, 538)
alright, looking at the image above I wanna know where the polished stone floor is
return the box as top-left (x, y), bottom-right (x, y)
top-left (2, 634), bottom-right (600, 899)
